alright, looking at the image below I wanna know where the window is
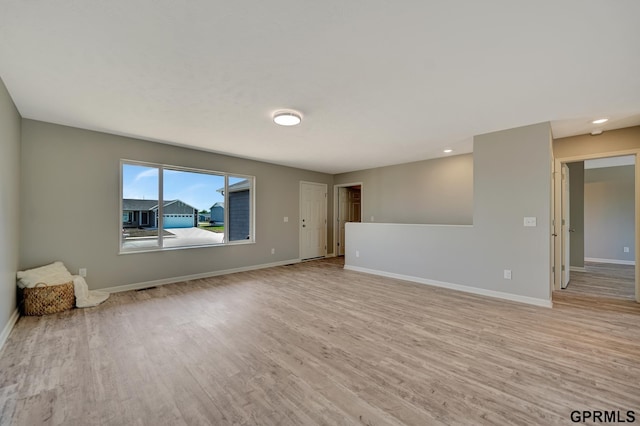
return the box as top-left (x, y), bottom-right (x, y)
top-left (120, 160), bottom-right (254, 252)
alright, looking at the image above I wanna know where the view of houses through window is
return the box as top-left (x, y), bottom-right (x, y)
top-left (121, 161), bottom-right (254, 251)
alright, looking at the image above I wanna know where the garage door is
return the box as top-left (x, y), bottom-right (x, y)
top-left (163, 215), bottom-right (194, 228)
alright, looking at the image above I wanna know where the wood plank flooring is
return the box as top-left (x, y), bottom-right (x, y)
top-left (556, 262), bottom-right (635, 300)
top-left (1, 258), bottom-right (639, 425)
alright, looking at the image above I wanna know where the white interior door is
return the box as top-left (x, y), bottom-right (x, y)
top-left (561, 164), bottom-right (571, 288)
top-left (300, 182), bottom-right (327, 260)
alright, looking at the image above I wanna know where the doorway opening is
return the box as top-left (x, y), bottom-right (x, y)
top-left (553, 153), bottom-right (638, 302)
top-left (333, 183), bottom-right (362, 257)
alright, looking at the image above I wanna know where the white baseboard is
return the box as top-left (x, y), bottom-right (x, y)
top-left (100, 258), bottom-right (301, 293)
top-left (584, 257), bottom-right (635, 266)
top-left (344, 265), bottom-right (552, 308)
top-left (570, 266), bottom-right (587, 272)
top-left (0, 308), bottom-right (20, 353)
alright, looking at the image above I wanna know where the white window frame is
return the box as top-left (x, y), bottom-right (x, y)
top-left (119, 159), bottom-right (255, 254)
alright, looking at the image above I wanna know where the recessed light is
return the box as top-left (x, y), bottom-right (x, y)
top-left (592, 118), bottom-right (608, 124)
top-left (273, 110), bottom-right (302, 126)
top-left (443, 149), bottom-right (453, 153)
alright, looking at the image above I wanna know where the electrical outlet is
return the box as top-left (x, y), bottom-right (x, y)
top-left (370, 216), bottom-right (375, 222)
top-left (271, 248), bottom-right (275, 254)
top-left (284, 217), bottom-right (288, 223)
top-left (624, 247), bottom-right (630, 253)
top-left (79, 268), bottom-right (87, 277)
top-left (503, 269), bottom-right (512, 280)
top-left (356, 250), bottom-right (360, 258)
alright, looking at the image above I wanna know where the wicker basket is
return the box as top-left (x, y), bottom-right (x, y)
top-left (23, 281), bottom-right (75, 316)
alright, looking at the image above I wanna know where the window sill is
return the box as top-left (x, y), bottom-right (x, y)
top-left (118, 239), bottom-right (256, 255)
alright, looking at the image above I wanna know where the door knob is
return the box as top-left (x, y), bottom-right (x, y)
top-left (569, 229), bottom-right (575, 233)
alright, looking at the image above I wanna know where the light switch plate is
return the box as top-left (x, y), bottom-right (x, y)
top-left (524, 217), bottom-right (537, 227)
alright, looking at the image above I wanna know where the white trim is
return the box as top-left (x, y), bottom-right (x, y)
top-left (118, 240), bottom-right (254, 255)
top-left (584, 257), bottom-right (635, 266)
top-left (344, 265), bottom-right (553, 308)
top-left (325, 252), bottom-right (336, 258)
top-left (570, 266), bottom-right (587, 272)
top-left (0, 308), bottom-right (20, 353)
top-left (100, 258), bottom-right (301, 293)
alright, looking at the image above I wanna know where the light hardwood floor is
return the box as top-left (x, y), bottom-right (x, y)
top-left (556, 262), bottom-right (635, 300)
top-left (1, 258), bottom-right (639, 425)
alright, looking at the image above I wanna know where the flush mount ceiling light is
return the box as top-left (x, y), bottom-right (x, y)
top-left (443, 149), bottom-right (453, 153)
top-left (592, 118), bottom-right (608, 124)
top-left (273, 110), bottom-right (302, 126)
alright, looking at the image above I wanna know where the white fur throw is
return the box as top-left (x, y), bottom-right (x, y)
top-left (72, 276), bottom-right (109, 308)
top-left (17, 261), bottom-right (74, 289)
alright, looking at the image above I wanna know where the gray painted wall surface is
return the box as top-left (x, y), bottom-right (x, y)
top-left (0, 77), bottom-right (21, 334)
top-left (568, 162), bottom-right (585, 267)
top-left (334, 154), bottom-right (473, 225)
top-left (20, 120), bottom-right (333, 290)
top-left (345, 122), bottom-right (552, 302)
top-left (584, 165), bottom-right (635, 262)
top-left (554, 126), bottom-right (640, 158)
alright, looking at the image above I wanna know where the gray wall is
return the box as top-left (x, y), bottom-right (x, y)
top-left (20, 120), bottom-right (333, 290)
top-left (584, 165), bottom-right (635, 262)
top-left (568, 162), bottom-right (584, 267)
top-left (345, 122), bottom-right (552, 304)
top-left (0, 77), bottom-right (21, 336)
top-left (554, 126), bottom-right (640, 158)
top-left (334, 154), bottom-right (473, 225)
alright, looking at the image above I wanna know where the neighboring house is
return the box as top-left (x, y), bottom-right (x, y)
top-left (209, 202), bottom-right (224, 225)
top-left (153, 199), bottom-right (198, 228)
top-left (198, 213), bottom-right (211, 223)
top-left (122, 199), bottom-right (158, 228)
top-left (122, 199), bottom-right (197, 229)
top-left (217, 180), bottom-right (250, 240)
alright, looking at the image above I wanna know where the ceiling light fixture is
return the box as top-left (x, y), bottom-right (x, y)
top-left (443, 149), bottom-right (453, 153)
top-left (273, 110), bottom-right (302, 126)
top-left (592, 118), bottom-right (608, 124)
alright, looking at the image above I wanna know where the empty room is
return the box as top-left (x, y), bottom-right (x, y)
top-left (1, 2), bottom-right (639, 425)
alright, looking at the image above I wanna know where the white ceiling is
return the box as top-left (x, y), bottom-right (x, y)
top-left (1, 1), bottom-right (639, 174)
